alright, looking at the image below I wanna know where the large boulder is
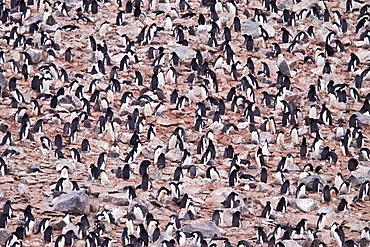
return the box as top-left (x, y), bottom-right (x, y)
top-left (51, 191), bottom-right (90, 215)
top-left (289, 198), bottom-right (318, 213)
top-left (182, 221), bottom-right (221, 238)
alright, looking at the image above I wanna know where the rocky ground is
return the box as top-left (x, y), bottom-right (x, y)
top-left (1, 0), bottom-right (370, 246)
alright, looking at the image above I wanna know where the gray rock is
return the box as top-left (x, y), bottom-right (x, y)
top-left (18, 183), bottom-right (28, 192)
top-left (171, 46), bottom-right (195, 62)
top-left (26, 48), bottom-right (43, 64)
top-left (278, 1), bottom-right (294, 10)
top-left (182, 221), bottom-right (221, 238)
top-left (242, 20), bottom-right (260, 38)
top-left (89, 139), bottom-right (110, 151)
top-left (141, 146), bottom-right (154, 160)
top-left (286, 163), bottom-right (300, 171)
top-left (0, 72), bottom-right (7, 90)
top-left (298, 174), bottom-right (326, 191)
top-left (318, 206), bottom-right (336, 217)
top-left (0, 229), bottom-right (12, 246)
top-left (261, 23), bottom-right (275, 38)
top-left (354, 112), bottom-right (370, 125)
top-left (89, 51), bottom-right (104, 63)
top-left (51, 191), bottom-right (90, 214)
top-left (256, 182), bottom-right (269, 192)
top-left (165, 148), bottom-right (182, 162)
top-left (58, 94), bottom-right (83, 112)
top-left (56, 160), bottom-right (76, 174)
top-left (278, 60), bottom-right (291, 77)
top-left (281, 240), bottom-right (303, 247)
top-left (98, 193), bottom-right (129, 205)
top-left (25, 14), bottom-right (43, 25)
top-left (290, 198), bottom-right (318, 212)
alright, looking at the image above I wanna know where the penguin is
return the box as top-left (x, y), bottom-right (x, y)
top-left (232, 211), bottom-right (241, 227)
top-left (358, 181), bottom-right (370, 201)
top-left (347, 158), bottom-right (359, 171)
top-left (296, 183), bottom-right (307, 198)
top-left (322, 185), bottom-right (331, 202)
top-left (256, 227), bottom-right (268, 243)
top-left (317, 212), bottom-right (327, 230)
top-left (281, 180), bottom-right (290, 195)
top-left (333, 225), bottom-right (345, 247)
top-left (0, 214), bottom-right (8, 228)
top-left (276, 197), bottom-right (287, 213)
top-left (44, 226), bottom-right (53, 242)
top-left (65, 47), bottom-right (72, 62)
top-left (260, 201), bottom-right (272, 219)
top-left (206, 166), bottom-right (220, 180)
top-left (260, 167), bottom-right (268, 183)
top-left (296, 219), bottom-right (307, 235)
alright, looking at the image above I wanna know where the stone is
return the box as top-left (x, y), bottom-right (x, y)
top-left (18, 183), bottom-right (28, 192)
top-left (141, 146), bottom-right (154, 160)
top-left (58, 94), bottom-right (83, 112)
top-left (290, 198), bottom-right (318, 213)
top-left (318, 206), bottom-right (336, 218)
top-left (281, 240), bottom-right (303, 247)
top-left (98, 193), bottom-right (129, 205)
top-left (261, 23), bottom-right (275, 38)
top-left (51, 191), bottom-right (90, 215)
top-left (170, 46), bottom-right (195, 62)
top-left (56, 160), bottom-right (77, 174)
top-left (241, 19), bottom-right (260, 38)
top-left (278, 1), bottom-right (294, 10)
top-left (256, 182), bottom-right (269, 192)
top-left (0, 73), bottom-right (6, 90)
top-left (0, 229), bottom-right (12, 246)
top-left (182, 220), bottom-right (221, 238)
top-left (298, 174), bottom-right (326, 191)
top-left (354, 112), bottom-right (370, 125)
top-left (278, 59), bottom-right (291, 77)
top-left (89, 139), bottom-right (110, 151)
top-left (165, 148), bottom-right (182, 162)
top-left (26, 48), bottom-right (43, 64)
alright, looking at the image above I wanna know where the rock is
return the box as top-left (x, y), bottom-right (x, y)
top-left (89, 51), bottom-right (104, 63)
top-left (182, 221), bottom-right (221, 238)
top-left (290, 198), bottom-right (318, 213)
top-left (25, 13), bottom-right (43, 25)
top-left (26, 48), bottom-right (43, 64)
top-left (285, 162), bottom-right (300, 171)
top-left (141, 146), bottom-right (154, 160)
top-left (260, 132), bottom-right (274, 143)
top-left (98, 193), bottom-right (129, 205)
top-left (279, 1), bottom-right (294, 10)
top-left (51, 191), bottom-right (90, 215)
top-left (58, 94), bottom-right (83, 112)
top-left (261, 23), bottom-right (275, 38)
top-left (318, 207), bottom-right (336, 217)
top-left (157, 118), bottom-right (185, 126)
top-left (89, 139), bottom-right (110, 151)
top-left (278, 59), bottom-right (291, 77)
top-left (170, 46), bottom-right (195, 62)
top-left (18, 183), bottom-right (28, 192)
top-left (56, 160), bottom-right (77, 174)
top-left (22, 176), bottom-right (36, 184)
top-left (298, 174), bottom-right (326, 191)
top-left (0, 229), bottom-right (12, 246)
top-left (354, 112), bottom-right (370, 125)
top-left (0, 72), bottom-right (6, 90)
top-left (281, 240), bottom-right (303, 247)
top-left (242, 19), bottom-right (260, 38)
top-left (165, 148), bottom-right (182, 162)
top-left (256, 182), bottom-right (269, 192)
